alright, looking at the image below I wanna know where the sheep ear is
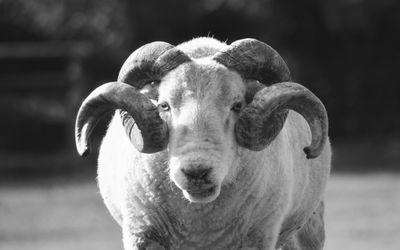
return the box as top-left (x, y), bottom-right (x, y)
top-left (244, 80), bottom-right (265, 104)
top-left (139, 81), bottom-right (160, 101)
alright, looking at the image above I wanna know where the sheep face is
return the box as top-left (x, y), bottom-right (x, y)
top-left (157, 58), bottom-right (245, 203)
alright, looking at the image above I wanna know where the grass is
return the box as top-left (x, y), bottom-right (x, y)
top-left (324, 174), bottom-right (400, 250)
top-left (0, 177), bottom-right (122, 250)
top-left (0, 173), bottom-right (399, 250)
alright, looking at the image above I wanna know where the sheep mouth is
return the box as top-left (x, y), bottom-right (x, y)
top-left (183, 185), bottom-right (218, 202)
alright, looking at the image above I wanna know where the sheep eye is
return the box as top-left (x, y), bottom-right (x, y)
top-left (231, 102), bottom-right (243, 113)
top-left (158, 102), bottom-right (170, 111)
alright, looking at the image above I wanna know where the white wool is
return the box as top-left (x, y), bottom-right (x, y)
top-left (95, 38), bottom-right (331, 250)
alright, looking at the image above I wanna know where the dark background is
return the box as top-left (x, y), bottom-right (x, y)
top-left (1, 0), bottom-right (399, 174)
top-left (0, 1), bottom-right (399, 249)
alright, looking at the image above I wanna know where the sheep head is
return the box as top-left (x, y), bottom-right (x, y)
top-left (75, 38), bottom-right (328, 203)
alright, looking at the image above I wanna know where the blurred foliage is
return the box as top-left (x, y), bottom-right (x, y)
top-left (0, 0), bottom-right (127, 47)
top-left (0, 0), bottom-right (399, 139)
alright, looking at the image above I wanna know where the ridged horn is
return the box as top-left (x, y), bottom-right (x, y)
top-left (213, 39), bottom-right (328, 159)
top-left (235, 82), bottom-right (328, 159)
top-left (75, 82), bottom-right (168, 156)
top-left (213, 38), bottom-right (291, 85)
top-left (118, 41), bottom-right (192, 88)
top-left (75, 42), bottom-right (191, 156)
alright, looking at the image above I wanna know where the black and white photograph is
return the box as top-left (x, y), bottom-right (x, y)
top-left (0, 0), bottom-right (399, 249)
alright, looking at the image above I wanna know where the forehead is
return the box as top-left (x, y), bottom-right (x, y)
top-left (159, 59), bottom-right (245, 106)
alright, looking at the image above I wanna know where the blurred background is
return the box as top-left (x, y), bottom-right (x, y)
top-left (0, 0), bottom-right (399, 249)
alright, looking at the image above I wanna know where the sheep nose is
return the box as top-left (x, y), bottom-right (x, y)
top-left (181, 167), bottom-right (211, 181)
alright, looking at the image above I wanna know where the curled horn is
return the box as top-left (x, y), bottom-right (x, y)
top-left (75, 82), bottom-right (167, 155)
top-left (213, 39), bottom-right (328, 159)
top-left (75, 42), bottom-right (191, 156)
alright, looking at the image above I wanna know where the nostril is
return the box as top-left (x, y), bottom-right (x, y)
top-left (181, 167), bottom-right (211, 181)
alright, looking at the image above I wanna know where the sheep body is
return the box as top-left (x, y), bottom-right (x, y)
top-left (96, 38), bottom-right (331, 250)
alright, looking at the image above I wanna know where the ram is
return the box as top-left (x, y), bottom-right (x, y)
top-left (75, 37), bottom-right (331, 250)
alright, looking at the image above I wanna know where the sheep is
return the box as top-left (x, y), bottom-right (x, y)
top-left (75, 37), bottom-right (331, 250)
